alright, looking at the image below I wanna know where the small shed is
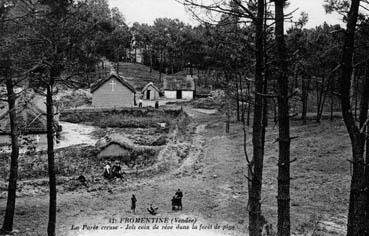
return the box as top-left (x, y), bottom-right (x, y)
top-left (95, 134), bottom-right (134, 161)
top-left (142, 82), bottom-right (160, 100)
top-left (163, 75), bottom-right (195, 100)
top-left (95, 134), bottom-right (161, 165)
top-left (91, 73), bottom-right (136, 108)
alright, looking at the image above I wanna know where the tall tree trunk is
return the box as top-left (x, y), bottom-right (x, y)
top-left (1, 66), bottom-right (19, 233)
top-left (46, 78), bottom-right (56, 236)
top-left (150, 49), bottom-right (153, 73)
top-left (316, 77), bottom-right (327, 123)
top-left (249, 0), bottom-right (265, 235)
top-left (247, 81), bottom-right (251, 126)
top-left (330, 77), bottom-right (335, 122)
top-left (275, 0), bottom-right (291, 235)
top-left (354, 69), bottom-right (359, 120)
top-left (240, 73), bottom-right (245, 122)
top-left (159, 50), bottom-right (163, 82)
top-left (236, 77), bottom-right (240, 122)
top-left (339, 1), bottom-right (369, 235)
top-left (301, 75), bottom-right (308, 125)
top-left (262, 0), bottom-right (268, 129)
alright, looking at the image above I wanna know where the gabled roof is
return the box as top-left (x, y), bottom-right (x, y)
top-left (91, 73), bottom-right (136, 94)
top-left (163, 75), bottom-right (195, 91)
top-left (142, 82), bottom-right (160, 93)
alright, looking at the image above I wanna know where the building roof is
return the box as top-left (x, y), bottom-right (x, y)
top-left (95, 134), bottom-right (160, 155)
top-left (95, 134), bottom-right (135, 152)
top-left (91, 73), bottom-right (136, 94)
top-left (142, 82), bottom-right (160, 93)
top-left (163, 75), bottom-right (195, 91)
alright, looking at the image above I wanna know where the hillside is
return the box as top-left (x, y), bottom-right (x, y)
top-left (116, 62), bottom-right (163, 91)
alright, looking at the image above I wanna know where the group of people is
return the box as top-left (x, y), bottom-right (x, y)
top-left (171, 189), bottom-right (183, 210)
top-left (103, 161), bottom-right (122, 179)
top-left (129, 189), bottom-right (184, 215)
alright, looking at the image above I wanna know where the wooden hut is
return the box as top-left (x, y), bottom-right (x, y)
top-left (142, 82), bottom-right (160, 100)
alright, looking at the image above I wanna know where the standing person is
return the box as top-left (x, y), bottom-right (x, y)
top-left (175, 189), bottom-right (183, 210)
top-left (138, 97), bottom-right (143, 108)
top-left (131, 194), bottom-right (137, 214)
top-left (103, 162), bottom-right (112, 179)
top-left (112, 161), bottom-right (122, 179)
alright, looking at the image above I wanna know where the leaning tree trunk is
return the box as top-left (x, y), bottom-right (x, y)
top-left (2, 69), bottom-right (19, 233)
top-left (339, 0), bottom-right (369, 235)
top-left (249, 0), bottom-right (266, 235)
top-left (46, 79), bottom-right (56, 236)
top-left (275, 0), bottom-right (291, 235)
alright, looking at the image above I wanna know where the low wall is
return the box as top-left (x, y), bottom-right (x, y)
top-left (60, 107), bottom-right (182, 128)
top-left (61, 107), bottom-right (181, 117)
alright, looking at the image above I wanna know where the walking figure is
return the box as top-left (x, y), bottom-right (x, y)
top-left (131, 194), bottom-right (137, 214)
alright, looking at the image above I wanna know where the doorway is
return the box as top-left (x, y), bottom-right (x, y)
top-left (176, 90), bottom-right (182, 99)
top-left (146, 90), bottom-right (151, 100)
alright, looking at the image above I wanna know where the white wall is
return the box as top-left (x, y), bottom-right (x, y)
top-left (182, 91), bottom-right (193, 100)
top-left (164, 91), bottom-right (177, 99)
top-left (164, 90), bottom-right (194, 100)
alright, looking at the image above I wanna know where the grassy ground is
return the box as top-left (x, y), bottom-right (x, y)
top-left (0, 106), bottom-right (352, 236)
top-left (116, 63), bottom-right (161, 91)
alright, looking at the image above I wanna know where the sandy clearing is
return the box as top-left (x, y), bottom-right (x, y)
top-left (56, 122), bottom-right (98, 148)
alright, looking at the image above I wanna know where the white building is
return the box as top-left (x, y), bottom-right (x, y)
top-left (163, 75), bottom-right (195, 100)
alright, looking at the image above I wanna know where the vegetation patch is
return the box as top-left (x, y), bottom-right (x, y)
top-left (61, 108), bottom-right (181, 128)
top-left (57, 89), bottom-right (92, 108)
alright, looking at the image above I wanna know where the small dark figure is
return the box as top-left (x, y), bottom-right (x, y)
top-left (131, 194), bottom-right (137, 214)
top-left (171, 196), bottom-right (182, 210)
top-left (77, 175), bottom-right (88, 187)
top-left (174, 189), bottom-right (183, 210)
top-left (155, 101), bottom-right (159, 109)
top-left (112, 161), bottom-right (122, 178)
top-left (147, 204), bottom-right (158, 215)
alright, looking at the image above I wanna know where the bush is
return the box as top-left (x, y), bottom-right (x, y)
top-left (0, 145), bottom-right (100, 180)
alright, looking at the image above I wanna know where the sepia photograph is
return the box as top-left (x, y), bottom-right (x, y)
top-left (0, 0), bottom-right (366, 235)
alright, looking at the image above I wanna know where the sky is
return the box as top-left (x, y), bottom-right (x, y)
top-left (108, 0), bottom-right (343, 29)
